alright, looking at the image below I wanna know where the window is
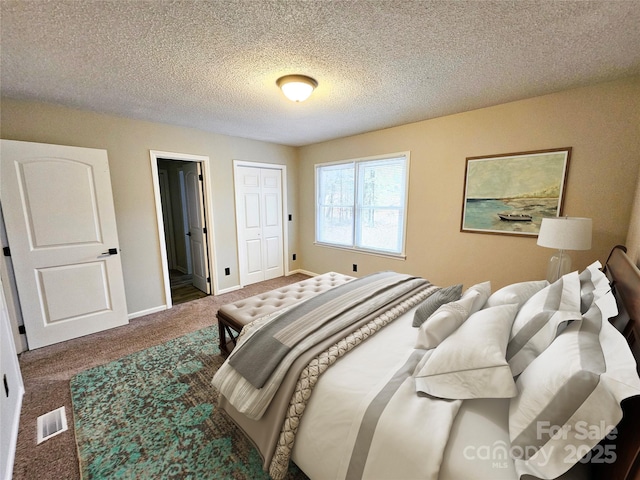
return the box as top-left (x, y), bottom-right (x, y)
top-left (315, 152), bottom-right (409, 256)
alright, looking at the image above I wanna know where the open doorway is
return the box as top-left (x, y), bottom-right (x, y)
top-left (158, 159), bottom-right (208, 304)
top-left (150, 151), bottom-right (215, 308)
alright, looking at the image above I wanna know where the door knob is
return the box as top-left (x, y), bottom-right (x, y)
top-left (101, 248), bottom-right (118, 255)
top-left (186, 232), bottom-right (192, 236)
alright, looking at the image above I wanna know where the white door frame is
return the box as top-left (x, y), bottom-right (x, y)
top-left (0, 205), bottom-right (27, 353)
top-left (0, 272), bottom-right (24, 480)
top-left (150, 150), bottom-right (217, 307)
top-left (233, 160), bottom-right (289, 287)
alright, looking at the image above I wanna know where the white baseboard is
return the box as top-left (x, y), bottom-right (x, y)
top-left (1, 392), bottom-right (22, 480)
top-left (287, 268), bottom-right (319, 277)
top-left (215, 285), bottom-right (242, 295)
top-left (128, 305), bottom-right (167, 320)
top-left (217, 272), bottom-right (317, 294)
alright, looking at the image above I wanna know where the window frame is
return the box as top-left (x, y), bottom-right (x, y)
top-left (314, 151), bottom-right (410, 259)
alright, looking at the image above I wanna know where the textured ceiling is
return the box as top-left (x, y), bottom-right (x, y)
top-left (1, 1), bottom-right (639, 147)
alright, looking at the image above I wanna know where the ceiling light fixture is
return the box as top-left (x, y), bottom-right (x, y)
top-left (276, 74), bottom-right (318, 102)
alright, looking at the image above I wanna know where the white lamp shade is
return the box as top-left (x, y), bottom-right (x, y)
top-left (276, 74), bottom-right (318, 102)
top-left (537, 217), bottom-right (592, 251)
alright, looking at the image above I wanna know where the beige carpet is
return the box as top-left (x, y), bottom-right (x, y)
top-left (12, 273), bottom-right (310, 480)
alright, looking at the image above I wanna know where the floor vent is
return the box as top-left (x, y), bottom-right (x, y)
top-left (37, 406), bottom-right (68, 444)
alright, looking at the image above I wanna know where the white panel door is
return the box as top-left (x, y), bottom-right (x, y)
top-left (261, 168), bottom-right (283, 281)
top-left (183, 162), bottom-right (210, 294)
top-left (235, 166), bottom-right (284, 286)
top-left (0, 140), bottom-right (128, 349)
top-left (237, 167), bottom-right (265, 286)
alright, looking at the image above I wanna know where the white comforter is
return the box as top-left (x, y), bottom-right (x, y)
top-left (292, 305), bottom-right (461, 479)
top-left (291, 304), bottom-right (590, 480)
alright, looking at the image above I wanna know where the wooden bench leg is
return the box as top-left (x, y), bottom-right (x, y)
top-left (218, 321), bottom-right (228, 356)
top-left (218, 317), bottom-right (241, 357)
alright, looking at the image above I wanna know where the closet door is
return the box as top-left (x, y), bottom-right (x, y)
top-left (235, 165), bottom-right (284, 286)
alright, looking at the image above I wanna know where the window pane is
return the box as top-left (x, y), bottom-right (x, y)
top-left (358, 207), bottom-right (403, 253)
top-left (317, 206), bottom-right (354, 246)
top-left (356, 157), bottom-right (406, 254)
top-left (358, 158), bottom-right (406, 207)
top-left (316, 154), bottom-right (408, 256)
top-left (317, 163), bottom-right (354, 246)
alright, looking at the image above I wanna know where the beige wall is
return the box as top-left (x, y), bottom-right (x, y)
top-left (0, 99), bottom-right (299, 316)
top-left (298, 77), bottom-right (640, 289)
top-left (2, 76), bottom-right (638, 318)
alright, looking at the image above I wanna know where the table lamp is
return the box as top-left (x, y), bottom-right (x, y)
top-left (537, 217), bottom-right (592, 283)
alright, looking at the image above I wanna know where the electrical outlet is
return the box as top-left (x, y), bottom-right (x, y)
top-left (292, 253), bottom-right (296, 261)
top-left (224, 267), bottom-right (230, 276)
top-left (352, 264), bottom-right (358, 272)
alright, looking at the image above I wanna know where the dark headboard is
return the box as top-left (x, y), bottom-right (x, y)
top-left (604, 245), bottom-right (640, 364)
top-left (595, 245), bottom-right (640, 480)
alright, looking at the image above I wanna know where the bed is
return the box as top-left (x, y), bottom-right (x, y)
top-left (212, 245), bottom-right (640, 480)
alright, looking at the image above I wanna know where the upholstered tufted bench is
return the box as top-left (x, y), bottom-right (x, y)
top-left (217, 272), bottom-right (355, 356)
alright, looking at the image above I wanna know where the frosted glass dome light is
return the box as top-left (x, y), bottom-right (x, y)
top-left (276, 75), bottom-right (318, 102)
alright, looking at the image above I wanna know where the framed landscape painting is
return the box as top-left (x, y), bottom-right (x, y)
top-left (460, 147), bottom-right (571, 236)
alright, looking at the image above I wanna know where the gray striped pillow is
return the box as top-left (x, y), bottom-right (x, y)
top-left (412, 284), bottom-right (461, 327)
top-left (509, 296), bottom-right (640, 479)
top-left (578, 261), bottom-right (613, 315)
top-left (507, 272), bottom-right (582, 376)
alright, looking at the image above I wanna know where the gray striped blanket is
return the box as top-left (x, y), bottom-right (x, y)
top-left (213, 271), bottom-right (429, 420)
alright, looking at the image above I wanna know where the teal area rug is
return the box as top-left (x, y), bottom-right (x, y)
top-left (70, 326), bottom-right (306, 479)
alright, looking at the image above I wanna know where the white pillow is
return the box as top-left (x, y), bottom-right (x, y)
top-left (509, 298), bottom-right (640, 479)
top-left (486, 280), bottom-right (548, 309)
top-left (507, 271), bottom-right (582, 376)
top-left (414, 304), bottom-right (519, 400)
top-left (414, 293), bottom-right (478, 350)
top-left (461, 281), bottom-right (491, 315)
